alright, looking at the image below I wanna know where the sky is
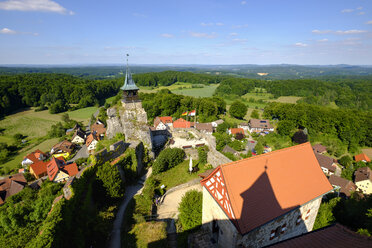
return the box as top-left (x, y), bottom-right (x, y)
top-left (0, 0), bottom-right (372, 65)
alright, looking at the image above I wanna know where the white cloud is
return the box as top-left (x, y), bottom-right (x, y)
top-left (241, 1), bottom-right (247, 5)
top-left (341, 9), bottom-right (354, 13)
top-left (229, 32), bottom-right (238, 36)
top-left (189, 32), bottom-right (217, 38)
top-left (0, 0), bottom-right (74, 15)
top-left (294, 42), bottom-right (308, 47)
top-left (312, 30), bottom-right (332, 34)
top-left (312, 29), bottom-right (367, 35)
top-left (200, 22), bottom-right (224, 26)
top-left (232, 38), bottom-right (247, 42)
top-left (161, 33), bottom-right (174, 38)
top-left (366, 20), bottom-right (372, 25)
top-left (335, 30), bottom-right (367, 35)
top-left (0, 28), bottom-right (16, 34)
top-left (317, 39), bottom-right (328, 42)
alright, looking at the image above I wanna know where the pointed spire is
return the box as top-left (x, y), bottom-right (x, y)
top-left (120, 54), bottom-right (139, 91)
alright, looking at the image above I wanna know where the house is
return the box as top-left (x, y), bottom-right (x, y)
top-left (354, 153), bottom-right (371, 163)
top-left (354, 167), bottom-right (372, 194)
top-left (91, 121), bottom-right (106, 140)
top-left (71, 129), bottom-right (86, 144)
top-left (0, 173), bottom-right (27, 205)
top-left (328, 175), bottom-right (357, 197)
top-left (154, 116), bottom-right (173, 128)
top-left (86, 133), bottom-right (99, 153)
top-left (173, 118), bottom-right (193, 129)
top-left (228, 128), bottom-right (244, 136)
top-left (312, 144), bottom-right (327, 154)
top-left (270, 223), bottom-right (372, 248)
top-left (51, 140), bottom-right (75, 159)
top-left (212, 119), bottom-right (224, 128)
top-left (21, 149), bottom-right (47, 167)
top-left (29, 160), bottom-right (48, 179)
top-left (314, 153), bottom-right (338, 176)
top-left (195, 123), bottom-right (213, 134)
top-left (238, 122), bottom-right (249, 131)
top-left (47, 157), bottom-right (78, 183)
top-left (248, 119), bottom-right (274, 133)
top-left (222, 145), bottom-right (238, 156)
top-left (200, 142), bottom-right (333, 247)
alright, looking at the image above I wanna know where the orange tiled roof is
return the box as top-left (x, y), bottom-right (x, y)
top-left (355, 153), bottom-right (371, 162)
top-left (229, 128), bottom-right (244, 135)
top-left (47, 157), bottom-right (66, 181)
top-left (173, 118), bottom-right (192, 129)
top-left (86, 133), bottom-right (97, 147)
top-left (91, 123), bottom-right (106, 137)
top-left (159, 116), bottom-right (173, 124)
top-left (63, 163), bottom-right (78, 177)
top-left (200, 142), bottom-right (333, 234)
top-left (30, 160), bottom-right (48, 178)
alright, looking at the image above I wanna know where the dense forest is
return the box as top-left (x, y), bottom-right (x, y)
top-left (215, 77), bottom-right (372, 110)
top-left (0, 74), bottom-right (119, 116)
top-left (263, 102), bottom-right (372, 149)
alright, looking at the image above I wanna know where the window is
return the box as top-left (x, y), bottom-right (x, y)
top-left (270, 224), bottom-right (287, 240)
top-left (296, 215), bottom-right (302, 225)
top-left (305, 209), bottom-right (311, 220)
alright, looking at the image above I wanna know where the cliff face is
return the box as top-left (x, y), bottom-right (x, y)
top-left (106, 101), bottom-right (153, 151)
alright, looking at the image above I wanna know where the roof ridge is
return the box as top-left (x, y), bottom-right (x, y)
top-left (221, 142), bottom-right (311, 169)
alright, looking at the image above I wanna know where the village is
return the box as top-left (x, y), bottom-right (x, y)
top-left (1, 63), bottom-right (371, 248)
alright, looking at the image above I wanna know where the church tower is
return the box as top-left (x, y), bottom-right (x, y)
top-left (120, 54), bottom-right (140, 103)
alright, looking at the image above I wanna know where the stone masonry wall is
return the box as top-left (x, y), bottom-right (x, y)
top-left (198, 131), bottom-right (232, 168)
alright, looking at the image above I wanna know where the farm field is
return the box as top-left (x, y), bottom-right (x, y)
top-left (267, 96), bottom-right (302, 104)
top-left (68, 106), bottom-right (99, 123)
top-left (361, 148), bottom-right (372, 160)
top-left (1, 137), bottom-right (60, 172)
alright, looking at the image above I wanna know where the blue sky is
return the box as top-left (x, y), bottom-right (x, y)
top-left (0, 0), bottom-right (372, 65)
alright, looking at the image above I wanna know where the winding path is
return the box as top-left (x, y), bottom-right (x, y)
top-left (109, 168), bottom-right (152, 248)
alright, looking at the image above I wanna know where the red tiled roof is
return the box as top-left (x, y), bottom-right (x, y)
top-left (86, 133), bottom-right (97, 147)
top-left (63, 163), bottom-right (78, 177)
top-left (47, 157), bottom-right (66, 181)
top-left (30, 160), bottom-right (48, 178)
top-left (270, 223), bottom-right (372, 248)
top-left (91, 123), bottom-right (106, 137)
top-left (200, 142), bottom-right (333, 235)
top-left (159, 116), bottom-right (173, 124)
top-left (173, 118), bottom-right (192, 129)
top-left (229, 128), bottom-right (244, 135)
top-left (355, 153), bottom-right (371, 162)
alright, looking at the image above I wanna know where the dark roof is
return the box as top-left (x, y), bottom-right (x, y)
top-left (312, 144), bottom-right (327, 153)
top-left (198, 169), bottom-right (214, 179)
top-left (0, 173), bottom-right (27, 204)
top-left (328, 175), bottom-right (356, 197)
top-left (314, 153), bottom-right (336, 172)
top-left (195, 123), bottom-right (213, 133)
top-left (52, 140), bottom-right (74, 153)
top-left (269, 223), bottom-right (372, 247)
top-left (354, 167), bottom-right (372, 183)
top-left (248, 119), bottom-right (273, 129)
top-left (90, 123), bottom-right (106, 137)
top-left (72, 129), bottom-right (85, 140)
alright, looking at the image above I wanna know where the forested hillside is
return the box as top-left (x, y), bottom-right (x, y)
top-left (0, 74), bottom-right (119, 116)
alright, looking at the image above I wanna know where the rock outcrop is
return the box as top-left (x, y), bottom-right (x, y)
top-left (106, 101), bottom-right (153, 152)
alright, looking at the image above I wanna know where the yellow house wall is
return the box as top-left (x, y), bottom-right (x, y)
top-left (53, 152), bottom-right (70, 159)
top-left (53, 171), bottom-right (69, 183)
top-left (356, 180), bottom-right (372, 194)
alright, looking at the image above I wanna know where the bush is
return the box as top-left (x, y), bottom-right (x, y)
top-left (229, 100), bottom-right (247, 119)
top-left (152, 148), bottom-right (185, 174)
top-left (178, 190), bottom-right (203, 231)
top-left (198, 146), bottom-right (208, 165)
top-left (277, 120), bottom-right (296, 136)
top-left (339, 155), bottom-right (353, 167)
top-left (251, 109), bottom-right (260, 119)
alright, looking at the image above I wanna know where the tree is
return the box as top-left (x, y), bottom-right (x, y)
top-left (255, 141), bottom-right (264, 155)
top-left (198, 146), bottom-right (208, 165)
top-left (251, 109), bottom-right (260, 119)
top-left (61, 113), bottom-right (70, 123)
top-left (277, 120), bottom-right (296, 136)
top-left (339, 155), bottom-right (353, 168)
top-left (229, 100), bottom-right (247, 119)
top-left (313, 197), bottom-right (341, 230)
top-left (152, 148), bottom-right (185, 174)
top-left (96, 162), bottom-right (125, 198)
top-left (178, 190), bottom-right (203, 231)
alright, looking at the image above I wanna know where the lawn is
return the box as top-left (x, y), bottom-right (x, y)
top-left (154, 160), bottom-right (210, 190)
top-left (172, 84), bottom-right (219, 98)
top-left (67, 106), bottom-right (99, 124)
top-left (1, 137), bottom-right (60, 172)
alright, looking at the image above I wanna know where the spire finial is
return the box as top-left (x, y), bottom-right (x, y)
top-left (126, 53), bottom-right (129, 70)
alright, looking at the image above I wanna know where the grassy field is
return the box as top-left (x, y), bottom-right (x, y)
top-left (68, 106), bottom-right (98, 123)
top-left (362, 148), bottom-right (372, 160)
top-left (139, 82), bottom-right (219, 98)
top-left (267, 96), bottom-right (302, 104)
top-left (1, 137), bottom-right (60, 171)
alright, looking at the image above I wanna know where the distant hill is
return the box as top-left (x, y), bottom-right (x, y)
top-left (1, 64), bottom-right (372, 80)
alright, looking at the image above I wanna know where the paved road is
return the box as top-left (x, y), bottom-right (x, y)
top-left (69, 145), bottom-right (89, 163)
top-left (109, 168), bottom-right (152, 248)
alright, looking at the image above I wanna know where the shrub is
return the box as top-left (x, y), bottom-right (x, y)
top-left (96, 162), bottom-right (125, 199)
top-left (277, 120), bottom-right (296, 136)
top-left (197, 146), bottom-right (208, 165)
top-left (152, 148), bottom-right (185, 174)
top-left (339, 155), bottom-right (353, 167)
top-left (178, 190), bottom-right (203, 231)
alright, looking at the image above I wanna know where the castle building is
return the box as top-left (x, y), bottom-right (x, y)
top-left (200, 142), bottom-right (333, 247)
